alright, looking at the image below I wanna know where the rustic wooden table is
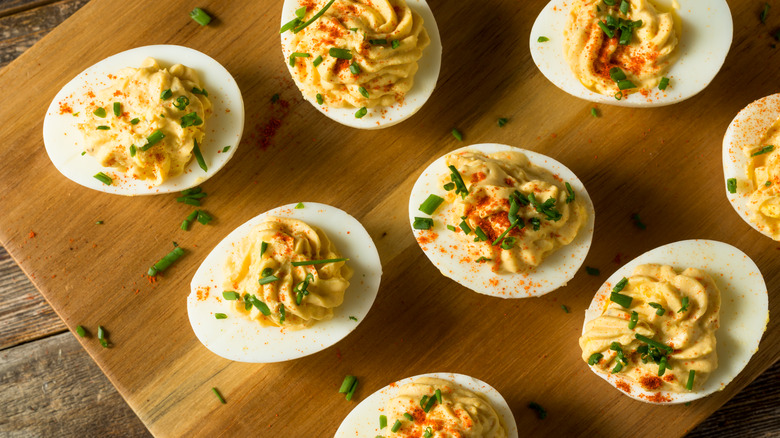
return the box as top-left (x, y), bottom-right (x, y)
top-left (0, 0), bottom-right (777, 436)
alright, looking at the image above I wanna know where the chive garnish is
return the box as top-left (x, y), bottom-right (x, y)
top-left (93, 107), bottom-right (106, 118)
top-left (587, 352), bottom-right (603, 365)
top-left (420, 395), bottom-right (429, 407)
top-left (81, 151), bottom-right (86, 156)
top-left (289, 52), bottom-right (311, 67)
top-left (678, 296), bottom-right (689, 313)
top-left (443, 182), bottom-right (455, 191)
top-left (474, 226), bottom-right (488, 241)
top-left (130, 118), bottom-right (140, 125)
top-left (250, 295), bottom-right (271, 315)
top-left (413, 217), bottom-right (434, 230)
top-left (295, 202), bottom-right (305, 209)
top-left (211, 387), bottom-right (226, 404)
top-left (727, 178), bottom-right (737, 194)
top-left (258, 273), bottom-right (279, 285)
top-left (316, 94), bottom-right (324, 105)
top-left (614, 91), bottom-right (623, 100)
top-left (498, 117), bottom-right (508, 127)
top-left (451, 128), bottom-right (463, 141)
top-left (403, 412), bottom-right (413, 421)
top-left (339, 375), bottom-right (356, 393)
top-left (222, 146), bottom-right (230, 153)
top-left (279, 303), bottom-right (286, 324)
top-left (751, 145), bottom-right (775, 156)
top-left (370, 38), bottom-right (388, 45)
top-left (613, 277), bottom-right (628, 293)
top-left (215, 313), bottom-right (227, 319)
top-left (186, 210), bottom-right (199, 221)
top-left (500, 236), bottom-right (517, 250)
top-left (448, 165), bottom-right (469, 198)
top-left (129, 145), bottom-right (137, 157)
top-left (659, 77), bottom-right (670, 90)
top-left (419, 194), bottom-right (444, 215)
top-left (565, 182), bottom-right (575, 203)
top-left (598, 21), bottom-right (614, 38)
top-left (475, 257), bottom-right (492, 263)
top-left (434, 388), bottom-right (442, 403)
top-left (280, 17), bottom-right (301, 33)
top-left (291, 258), bottom-right (348, 266)
top-left (423, 394), bottom-right (436, 412)
top-left (631, 213), bottom-right (647, 230)
top-left (192, 138), bottom-right (207, 172)
top-left (391, 40), bottom-right (400, 49)
top-left (261, 241), bottom-right (268, 256)
top-left (355, 107), bottom-right (367, 118)
top-left (610, 291), bottom-right (632, 308)
top-left (96, 125), bottom-right (110, 130)
top-left (620, 0), bottom-right (629, 14)
top-left (657, 356), bottom-right (668, 376)
top-left (295, 6), bottom-right (306, 18)
top-left (329, 47), bottom-right (352, 59)
top-left (591, 107), bottom-right (599, 117)
top-left (160, 89), bottom-right (172, 100)
top-left (140, 129), bottom-right (165, 151)
top-left (191, 87), bottom-right (208, 96)
top-left (148, 246), bottom-right (185, 276)
top-left (635, 333), bottom-right (673, 353)
top-left (223, 291), bottom-right (240, 300)
top-left (97, 325), bottom-right (110, 348)
top-left (76, 325), bottom-right (87, 337)
top-left (686, 370), bottom-right (695, 390)
top-left (423, 427), bottom-right (433, 438)
top-left (617, 79), bottom-right (636, 90)
top-left (379, 415), bottom-right (387, 429)
top-left (586, 266), bottom-right (600, 276)
top-left (766, 181), bottom-right (773, 187)
top-left (294, 273), bottom-right (314, 305)
top-left (113, 102), bottom-right (121, 117)
top-left (358, 86), bottom-right (369, 98)
top-left (609, 67), bottom-right (626, 82)
top-left (349, 316), bottom-right (358, 321)
top-left (174, 96), bottom-right (190, 110)
top-left (761, 2), bottom-right (770, 23)
top-left (612, 362), bottom-right (624, 373)
top-left (181, 111), bottom-right (203, 128)
top-left (94, 172), bottom-right (112, 185)
top-left (628, 311), bottom-right (638, 329)
top-left (293, 0), bottom-right (336, 33)
top-left (190, 7), bottom-right (212, 26)
top-left (528, 402), bottom-right (547, 419)
top-left (180, 220), bottom-right (190, 231)
top-left (561, 304), bottom-right (570, 313)
top-left (391, 420), bottom-right (402, 433)
top-left (350, 63), bottom-right (362, 75)
top-left (648, 302), bottom-right (665, 315)
top-left (537, 36), bottom-right (549, 42)
top-left (447, 225), bottom-right (456, 232)
top-left (459, 220), bottom-right (472, 234)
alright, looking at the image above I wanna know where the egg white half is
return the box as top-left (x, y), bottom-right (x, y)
top-left (530, 0), bottom-right (732, 107)
top-left (582, 240), bottom-right (768, 404)
top-left (280, 0), bottom-right (442, 129)
top-left (335, 372), bottom-right (519, 438)
top-left (43, 45), bottom-right (245, 196)
top-left (722, 93), bottom-right (780, 241)
top-left (408, 143), bottom-right (595, 298)
top-left (188, 202), bottom-right (382, 363)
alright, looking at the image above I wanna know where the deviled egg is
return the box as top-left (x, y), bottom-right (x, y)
top-left (188, 203), bottom-right (382, 363)
top-left (335, 372), bottom-right (518, 437)
top-left (43, 45), bottom-right (244, 195)
top-left (279, 0), bottom-right (442, 129)
top-left (530, 0), bottom-right (732, 107)
top-left (409, 143), bottom-right (595, 298)
top-left (723, 93), bottom-right (780, 241)
top-left (580, 240), bottom-right (768, 404)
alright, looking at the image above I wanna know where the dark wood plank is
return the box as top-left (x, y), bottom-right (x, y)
top-left (0, 0), bottom-right (89, 68)
top-left (0, 245), bottom-right (65, 350)
top-left (0, 331), bottom-right (151, 437)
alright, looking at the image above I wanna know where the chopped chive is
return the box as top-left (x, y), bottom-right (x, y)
top-left (423, 394), bottom-right (436, 412)
top-left (446, 225), bottom-right (457, 232)
top-left (766, 180), bottom-right (773, 187)
top-left (81, 151), bottom-right (86, 156)
top-left (177, 197), bottom-right (201, 206)
top-left (498, 117), bottom-right (508, 127)
top-left (97, 325), bottom-right (110, 348)
top-left (295, 6), bottom-right (306, 18)
top-left (95, 221), bottom-right (103, 225)
top-left (211, 387), bottom-right (226, 404)
top-left (129, 145), bottom-right (137, 157)
top-left (258, 274), bottom-right (279, 285)
top-left (475, 257), bottom-right (492, 263)
top-left (289, 52), bottom-right (311, 67)
top-left (598, 21), bottom-right (614, 38)
top-left (448, 165), bottom-right (469, 198)
top-left (391, 420), bottom-right (402, 433)
top-left (391, 39), bottom-right (400, 49)
top-left (678, 296), bottom-right (689, 313)
top-left (500, 236), bottom-right (517, 250)
top-left (528, 402), bottom-right (547, 419)
top-left (249, 295), bottom-right (272, 315)
top-left (316, 93), bottom-right (324, 105)
top-left (180, 220), bottom-right (190, 230)
top-left (591, 107), bottom-right (599, 117)
top-left (140, 129), bottom-right (165, 151)
top-left (279, 303), bottom-right (286, 324)
top-left (751, 145), bottom-right (775, 156)
top-left (349, 316), bottom-right (358, 321)
top-left (612, 362), bottom-right (624, 373)
top-left (293, 0), bottom-right (336, 33)
top-left (358, 86), bottom-right (369, 98)
top-left (93, 107), bottom-right (106, 118)
top-left (181, 111), bottom-right (203, 128)
top-left (434, 389), bottom-right (442, 403)
top-left (149, 246), bottom-right (185, 276)
top-left (614, 91), bottom-right (623, 100)
top-left (609, 67), bottom-right (626, 82)
top-left (586, 266), bottom-right (600, 276)
top-left (617, 79), bottom-right (636, 90)
top-left (659, 77), bottom-right (670, 90)
top-left (727, 178), bottom-right (737, 194)
top-left (113, 102), bottom-right (121, 117)
top-left (379, 415), bottom-right (387, 429)
top-left (96, 125), bottom-right (110, 130)
top-left (174, 96), bottom-right (190, 110)
top-left (192, 138), bottom-right (207, 172)
top-left (635, 333), bottom-right (673, 353)
top-left (686, 370), bottom-right (695, 390)
top-left (370, 38), bottom-right (387, 45)
top-left (443, 182), bottom-right (455, 191)
top-left (280, 17), bottom-right (301, 33)
top-left (565, 182), bottom-right (575, 204)
top-left (459, 220), bottom-right (472, 234)
top-left (413, 217), bottom-right (434, 230)
top-left (191, 87), bottom-right (208, 97)
top-left (329, 47), bottom-right (352, 59)
top-left (291, 258), bottom-right (348, 266)
top-left (587, 352), bottom-right (603, 365)
top-left (657, 356), bottom-right (668, 376)
top-left (610, 292), bottom-right (633, 308)
top-left (94, 172), bottom-right (112, 185)
top-left (223, 291), bottom-right (240, 300)
top-left (214, 313), bottom-right (227, 319)
top-left (451, 128), bottom-right (463, 141)
top-left (76, 325), bottom-right (86, 337)
top-left (403, 413), bottom-right (413, 421)
top-left (613, 277), bottom-right (628, 293)
top-left (761, 3), bottom-right (770, 23)
top-left (339, 375), bottom-right (356, 393)
top-left (130, 118), bottom-right (140, 125)
top-left (537, 36), bottom-right (550, 42)
top-left (160, 89), bottom-right (172, 100)
top-left (295, 202), bottom-right (305, 209)
top-left (423, 427), bottom-right (433, 438)
top-left (190, 7), bottom-right (212, 26)
top-left (419, 194), bottom-right (444, 215)
top-left (350, 63), bottom-right (362, 75)
top-left (420, 395), bottom-right (429, 407)
top-left (355, 107), bottom-right (368, 118)
top-left (261, 241), bottom-right (268, 255)
top-left (474, 226), bottom-right (488, 241)
top-left (648, 302), bottom-right (666, 316)
top-left (561, 304), bottom-right (570, 313)
top-left (222, 146), bottom-right (231, 153)
top-left (628, 311), bottom-right (639, 329)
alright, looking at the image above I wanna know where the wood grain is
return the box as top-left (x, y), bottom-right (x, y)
top-left (0, 0), bottom-right (776, 437)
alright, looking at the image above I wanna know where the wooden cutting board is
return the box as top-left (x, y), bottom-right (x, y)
top-left (0, 0), bottom-right (777, 436)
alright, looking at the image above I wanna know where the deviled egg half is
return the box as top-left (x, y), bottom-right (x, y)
top-left (723, 93), bottom-right (780, 241)
top-left (579, 240), bottom-right (768, 404)
top-left (409, 143), bottom-right (595, 298)
top-left (43, 45), bottom-right (244, 195)
top-left (279, 0), bottom-right (442, 129)
top-left (188, 203), bottom-right (382, 363)
top-left (530, 0), bottom-right (732, 107)
top-left (335, 372), bottom-right (518, 437)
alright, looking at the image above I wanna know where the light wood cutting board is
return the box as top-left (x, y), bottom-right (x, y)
top-left (0, 0), bottom-right (777, 436)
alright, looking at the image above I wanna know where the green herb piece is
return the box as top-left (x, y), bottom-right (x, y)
top-left (355, 107), bottom-right (368, 118)
top-left (420, 395), bottom-right (429, 407)
top-left (191, 87), bottom-right (208, 96)
top-left (95, 221), bottom-right (103, 225)
top-left (528, 402), bottom-right (547, 419)
top-left (94, 172), bottom-right (112, 185)
top-left (391, 420), bottom-right (402, 433)
top-left (181, 112), bottom-right (203, 128)
top-left (292, 258), bottom-right (348, 267)
top-left (177, 197), bottom-right (201, 206)
top-left (766, 181), bottom-right (772, 187)
top-left (370, 38), bottom-right (388, 45)
top-left (281, 17), bottom-right (303, 33)
top-left (587, 352), bottom-right (603, 365)
top-left (434, 389), bottom-right (442, 403)
top-left (610, 291), bottom-right (633, 308)
top-left (727, 178), bottom-right (737, 194)
top-left (635, 333), bottom-right (673, 353)
top-left (498, 117), bottom-right (508, 127)
top-left (180, 220), bottom-right (190, 230)
top-left (561, 304), bottom-right (570, 313)
top-left (474, 226), bottom-right (488, 241)
top-left (191, 138), bottom-right (207, 172)
top-left (500, 236), bottom-right (517, 250)
top-left (620, 0), bottom-right (629, 14)
top-left (657, 356), bottom-right (668, 376)
top-left (617, 79), bottom-right (636, 90)
top-left (598, 21), bottom-right (614, 38)
top-left (81, 151), bottom-right (86, 156)
top-left (279, 303), bottom-right (286, 324)
top-left (628, 311), bottom-right (639, 329)
top-left (586, 266), bottom-right (600, 276)
top-left (295, 6), bottom-right (306, 18)
top-left (190, 7), bottom-right (212, 26)
top-left (613, 277), bottom-right (628, 293)
top-left (459, 220), bottom-right (472, 235)
top-left (130, 118), bottom-right (140, 125)
top-left (76, 325), bottom-right (86, 337)
top-left (358, 86), bottom-right (369, 98)
top-left (309, 56), bottom-right (323, 69)
top-left (140, 129), bottom-right (165, 151)
top-left (261, 241), bottom-right (268, 255)
top-left (528, 192), bottom-right (562, 221)
top-left (761, 3), bottom-right (770, 23)
top-left (173, 96), bottom-right (190, 111)
top-left (475, 257), bottom-right (492, 263)
top-left (591, 107), bottom-right (599, 117)
top-left (451, 128), bottom-right (463, 141)
top-left (249, 295), bottom-right (271, 315)
top-left (423, 394), bottom-right (436, 412)
top-left (446, 225), bottom-right (457, 232)
top-left (258, 273), bottom-right (279, 285)
top-left (609, 67), bottom-right (626, 82)
top-left (212, 387), bottom-right (226, 404)
top-left (96, 125), bottom-right (110, 130)
top-left (339, 375), bottom-right (356, 393)
top-left (659, 77), bottom-right (670, 90)
top-left (537, 36), bottom-right (550, 42)
top-left (565, 182), bottom-right (575, 204)
top-left (93, 107), bottom-right (106, 118)
top-left (315, 93), bottom-right (325, 105)
top-left (295, 202), bottom-right (305, 209)
top-left (686, 370), bottom-right (695, 390)
top-left (612, 362), bottom-right (624, 373)
top-left (148, 246), bottom-right (185, 276)
top-left (403, 413), bottom-right (413, 421)
top-left (127, 144), bottom-right (137, 157)
top-left (349, 316), bottom-right (358, 321)
top-left (648, 302), bottom-right (666, 316)
top-left (97, 325), bottom-right (110, 348)
top-left (223, 291), bottom-right (240, 300)
top-left (293, 0), bottom-right (336, 33)
top-left (423, 427), bottom-right (433, 438)
top-left (678, 296), bottom-right (689, 313)
top-left (419, 194), bottom-right (444, 215)
top-left (614, 91), bottom-right (623, 100)
top-left (379, 415), bottom-right (387, 429)
top-left (160, 89), bottom-right (172, 100)
top-left (448, 165), bottom-right (469, 198)
top-left (113, 102), bottom-right (121, 117)
top-left (350, 63), bottom-right (362, 75)
top-left (289, 52), bottom-right (311, 67)
top-left (329, 47), bottom-right (353, 59)
top-left (413, 217), bottom-right (434, 230)
top-left (215, 313), bottom-right (227, 319)
top-left (751, 145), bottom-right (775, 156)
top-left (391, 39), bottom-right (400, 49)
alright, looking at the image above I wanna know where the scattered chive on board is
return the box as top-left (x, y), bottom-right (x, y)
top-left (212, 387), bottom-right (226, 404)
top-left (451, 128), bottom-right (463, 141)
top-left (190, 7), bottom-right (212, 25)
top-left (585, 266), bottom-right (600, 276)
top-left (528, 402), bottom-right (547, 419)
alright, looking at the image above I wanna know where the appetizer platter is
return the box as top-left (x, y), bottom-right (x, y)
top-left (0, 0), bottom-right (777, 437)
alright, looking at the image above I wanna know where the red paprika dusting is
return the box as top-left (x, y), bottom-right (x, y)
top-left (639, 375), bottom-right (663, 391)
top-left (616, 380), bottom-right (632, 393)
top-left (470, 172), bottom-right (486, 184)
top-left (58, 102), bottom-right (73, 114)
